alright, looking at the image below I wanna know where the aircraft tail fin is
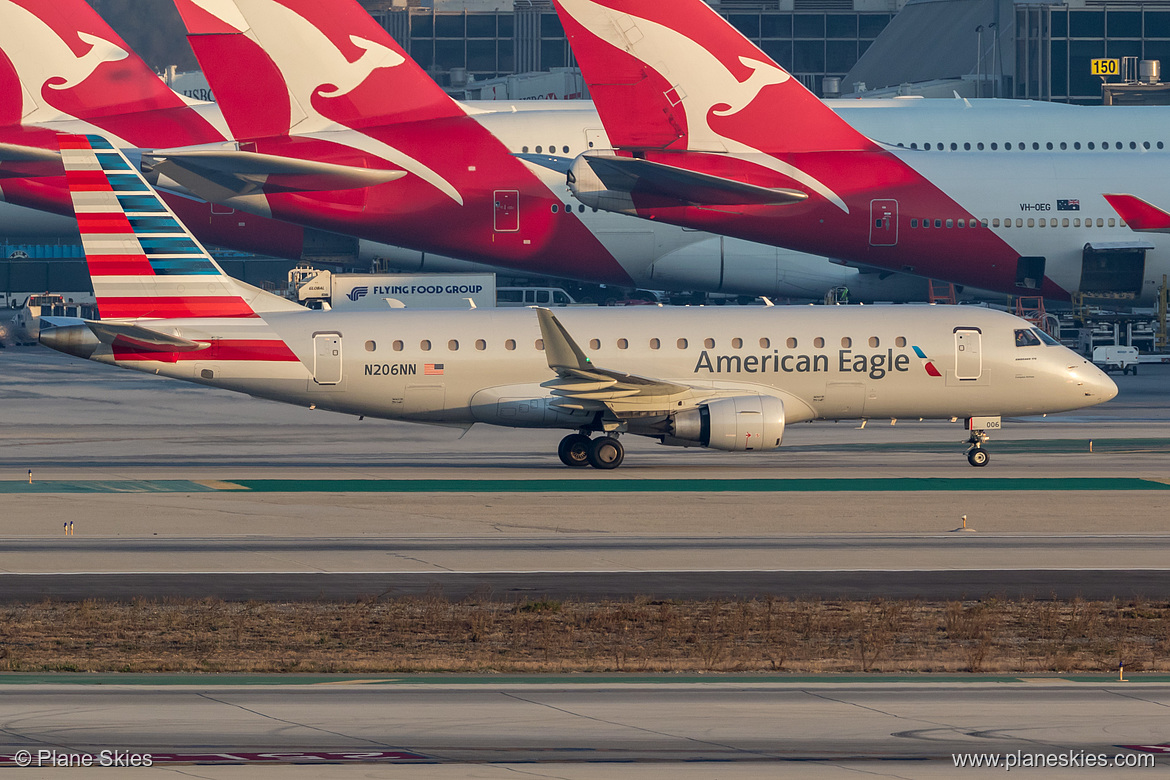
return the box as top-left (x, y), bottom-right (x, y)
top-left (552, 0), bottom-right (875, 154)
top-left (0, 0), bottom-right (195, 126)
top-left (59, 132), bottom-right (302, 319)
top-left (1103, 194), bottom-right (1170, 233)
top-left (175, 0), bottom-right (464, 139)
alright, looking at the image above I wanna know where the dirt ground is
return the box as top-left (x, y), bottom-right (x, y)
top-left (3, 597), bottom-right (1169, 674)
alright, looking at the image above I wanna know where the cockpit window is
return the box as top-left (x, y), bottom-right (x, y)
top-left (1015, 329), bottom-right (1042, 347)
top-left (1032, 328), bottom-right (1061, 346)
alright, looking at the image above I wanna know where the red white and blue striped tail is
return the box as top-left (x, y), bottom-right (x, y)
top-left (58, 133), bottom-right (301, 320)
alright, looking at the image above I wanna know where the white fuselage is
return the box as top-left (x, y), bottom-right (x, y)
top-left (73, 305), bottom-right (1114, 432)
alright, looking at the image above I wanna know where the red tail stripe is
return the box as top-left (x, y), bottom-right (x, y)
top-left (77, 213), bottom-right (135, 234)
top-left (87, 255), bottom-right (156, 276)
top-left (1103, 194), bottom-right (1170, 231)
top-left (97, 297), bottom-right (258, 319)
top-left (113, 339), bottom-right (300, 362)
top-left (58, 136), bottom-right (94, 150)
top-left (65, 169), bottom-right (112, 191)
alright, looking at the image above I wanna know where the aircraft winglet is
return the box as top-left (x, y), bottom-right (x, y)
top-left (1103, 194), bottom-right (1170, 233)
top-left (536, 308), bottom-right (593, 372)
top-left (535, 308), bottom-right (688, 402)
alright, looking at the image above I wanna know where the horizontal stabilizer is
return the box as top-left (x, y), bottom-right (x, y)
top-left (145, 148), bottom-right (406, 201)
top-left (0, 143), bottom-right (60, 163)
top-left (514, 153), bottom-right (575, 174)
top-left (86, 320), bottom-right (209, 352)
top-left (1103, 194), bottom-right (1170, 233)
top-left (580, 153), bottom-right (807, 206)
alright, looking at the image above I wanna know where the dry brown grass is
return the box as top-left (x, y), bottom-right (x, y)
top-left (2, 596), bottom-right (1169, 674)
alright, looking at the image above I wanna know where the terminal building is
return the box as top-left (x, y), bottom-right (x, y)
top-left (361, 0), bottom-right (902, 99)
top-left (359, 0), bottom-right (1170, 106)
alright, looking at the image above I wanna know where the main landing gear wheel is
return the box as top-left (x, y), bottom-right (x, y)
top-left (586, 436), bottom-right (624, 470)
top-left (558, 433), bottom-right (592, 468)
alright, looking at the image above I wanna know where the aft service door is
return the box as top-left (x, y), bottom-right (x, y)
top-left (494, 190), bottom-right (519, 232)
top-left (313, 333), bottom-right (343, 385)
top-left (869, 199), bottom-right (898, 246)
top-left (954, 328), bottom-right (982, 381)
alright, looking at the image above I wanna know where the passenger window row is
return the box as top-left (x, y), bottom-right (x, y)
top-left (521, 145), bottom-right (572, 155)
top-left (910, 217), bottom-right (1122, 229)
top-left (902, 140), bottom-right (1165, 151)
top-left (364, 335), bottom-right (911, 353)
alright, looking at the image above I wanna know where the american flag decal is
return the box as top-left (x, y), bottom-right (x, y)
top-left (424, 363), bottom-right (445, 375)
top-left (1057, 199), bottom-right (1080, 211)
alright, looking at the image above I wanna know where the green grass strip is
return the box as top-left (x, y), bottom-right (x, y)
top-left (230, 478), bottom-right (1170, 493)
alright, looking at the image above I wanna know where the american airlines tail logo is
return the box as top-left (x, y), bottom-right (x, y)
top-left (346, 286), bottom-right (369, 302)
top-left (558, 0), bottom-right (849, 212)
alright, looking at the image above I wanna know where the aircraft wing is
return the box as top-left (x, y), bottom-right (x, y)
top-left (579, 153), bottom-right (807, 207)
top-left (535, 308), bottom-right (689, 408)
top-left (1103, 193), bottom-right (1170, 233)
top-left (144, 148), bottom-right (407, 202)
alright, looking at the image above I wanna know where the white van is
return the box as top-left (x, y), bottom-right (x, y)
top-left (496, 287), bottom-right (577, 307)
top-left (1092, 345), bottom-right (1140, 375)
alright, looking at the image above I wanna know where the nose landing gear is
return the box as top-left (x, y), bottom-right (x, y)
top-left (965, 429), bottom-right (990, 467)
top-left (557, 432), bottom-right (625, 470)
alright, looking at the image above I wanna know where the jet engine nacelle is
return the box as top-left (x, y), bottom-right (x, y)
top-left (664, 395), bottom-right (785, 452)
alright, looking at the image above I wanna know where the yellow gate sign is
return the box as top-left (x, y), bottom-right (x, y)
top-left (1092, 58), bottom-right (1119, 76)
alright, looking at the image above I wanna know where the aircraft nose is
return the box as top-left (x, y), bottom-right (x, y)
top-left (1076, 360), bottom-right (1118, 403)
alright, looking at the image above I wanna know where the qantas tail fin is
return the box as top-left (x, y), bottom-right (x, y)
top-left (175, 0), bottom-right (463, 140)
top-left (1103, 194), bottom-right (1170, 233)
top-left (59, 133), bottom-right (302, 319)
top-left (0, 0), bottom-right (195, 126)
top-left (552, 0), bottom-right (875, 154)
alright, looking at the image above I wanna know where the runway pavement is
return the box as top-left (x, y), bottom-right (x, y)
top-left (0, 678), bottom-right (1164, 777)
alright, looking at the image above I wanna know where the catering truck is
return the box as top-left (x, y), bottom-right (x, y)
top-left (294, 268), bottom-right (496, 310)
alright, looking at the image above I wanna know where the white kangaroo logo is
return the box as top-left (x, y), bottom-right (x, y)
top-left (316, 35), bottom-right (405, 98)
top-left (557, 0), bottom-right (848, 212)
top-left (0, 1), bottom-right (129, 121)
top-left (45, 31), bottom-right (128, 91)
top-left (710, 56), bottom-right (789, 117)
top-left (192, 0), bottom-right (463, 204)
